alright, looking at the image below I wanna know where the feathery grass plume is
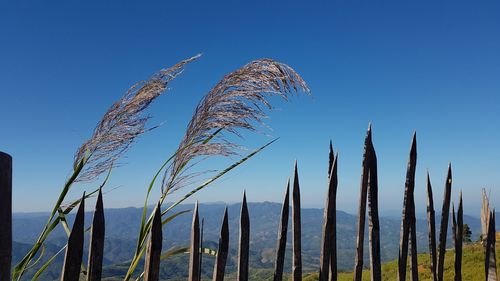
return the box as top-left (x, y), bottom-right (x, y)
top-left (75, 54), bottom-right (201, 182)
top-left (162, 58), bottom-right (310, 193)
top-left (125, 58), bottom-right (310, 281)
top-left (13, 56), bottom-right (199, 281)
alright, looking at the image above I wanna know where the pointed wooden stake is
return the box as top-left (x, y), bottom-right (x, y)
top-left (144, 204), bottom-right (162, 281)
top-left (87, 188), bottom-right (105, 281)
top-left (398, 133), bottom-right (417, 281)
top-left (188, 202), bottom-right (200, 281)
top-left (292, 162), bottom-right (302, 281)
top-left (409, 199), bottom-right (419, 281)
top-left (61, 193), bottom-right (85, 281)
top-left (485, 211), bottom-right (497, 281)
top-left (426, 173), bottom-right (438, 281)
top-left (0, 152), bottom-right (12, 281)
top-left (273, 180), bottom-right (290, 281)
top-left (237, 192), bottom-right (249, 281)
top-left (481, 189), bottom-right (491, 245)
top-left (353, 124), bottom-right (372, 281)
top-left (437, 164), bottom-right (452, 281)
top-left (199, 218), bottom-right (204, 281)
top-left (367, 139), bottom-right (381, 281)
top-left (454, 192), bottom-right (463, 281)
top-left (320, 149), bottom-right (338, 281)
top-left (212, 207), bottom-right (229, 281)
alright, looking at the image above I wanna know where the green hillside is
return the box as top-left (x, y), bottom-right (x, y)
top-left (303, 242), bottom-right (500, 281)
top-left (175, 240), bottom-right (499, 281)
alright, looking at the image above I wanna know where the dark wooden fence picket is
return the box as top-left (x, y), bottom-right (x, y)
top-left (398, 134), bottom-right (417, 281)
top-left (272, 180), bottom-right (290, 281)
top-left (212, 207), bottom-right (229, 281)
top-left (1, 127), bottom-right (494, 281)
top-left (87, 188), bottom-right (105, 281)
top-left (426, 174), bottom-right (438, 281)
top-left (237, 192), bottom-right (249, 281)
top-left (0, 152), bottom-right (12, 281)
top-left (188, 202), bottom-right (200, 281)
top-left (292, 162), bottom-right (302, 281)
top-left (437, 165), bottom-right (453, 281)
top-left (353, 126), bottom-right (372, 281)
top-left (485, 211), bottom-right (497, 281)
top-left (143, 204), bottom-right (162, 281)
top-left (367, 135), bottom-right (381, 281)
top-left (319, 144), bottom-right (338, 281)
top-left (61, 193), bottom-right (85, 281)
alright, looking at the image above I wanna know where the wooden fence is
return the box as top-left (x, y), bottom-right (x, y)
top-left (0, 128), bottom-right (498, 281)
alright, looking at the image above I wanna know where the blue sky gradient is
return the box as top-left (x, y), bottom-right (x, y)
top-left (1, 0), bottom-right (499, 214)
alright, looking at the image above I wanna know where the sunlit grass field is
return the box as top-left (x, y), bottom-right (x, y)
top-left (303, 240), bottom-right (500, 281)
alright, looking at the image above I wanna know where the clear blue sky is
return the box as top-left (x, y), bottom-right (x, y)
top-left (1, 0), bottom-right (499, 214)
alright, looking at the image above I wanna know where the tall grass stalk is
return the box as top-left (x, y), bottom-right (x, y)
top-left (124, 58), bottom-right (310, 280)
top-left (13, 55), bottom-right (199, 280)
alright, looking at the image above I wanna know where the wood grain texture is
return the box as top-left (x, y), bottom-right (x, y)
top-left (292, 162), bottom-right (302, 281)
top-left (0, 152), bottom-right (12, 281)
top-left (426, 174), bottom-right (438, 281)
top-left (212, 207), bottom-right (229, 281)
top-left (319, 145), bottom-right (338, 281)
top-left (398, 134), bottom-right (417, 281)
top-left (188, 202), bottom-right (200, 281)
top-left (61, 193), bottom-right (85, 281)
top-left (367, 142), bottom-right (381, 281)
top-left (87, 189), bottom-right (105, 281)
top-left (273, 181), bottom-right (290, 281)
top-left (454, 193), bottom-right (463, 281)
top-left (353, 125), bottom-right (372, 281)
top-left (144, 204), bottom-right (162, 281)
top-left (237, 192), bottom-right (249, 281)
top-left (437, 165), bottom-right (452, 281)
top-left (485, 212), bottom-right (496, 281)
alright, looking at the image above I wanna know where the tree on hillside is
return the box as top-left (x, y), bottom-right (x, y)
top-left (462, 224), bottom-right (472, 243)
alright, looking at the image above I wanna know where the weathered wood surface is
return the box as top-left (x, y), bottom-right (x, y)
top-left (199, 218), bottom-right (204, 281)
top-left (61, 193), bottom-right (85, 281)
top-left (0, 151), bottom-right (12, 281)
top-left (87, 189), bottom-right (105, 281)
top-left (426, 174), bottom-right (438, 281)
top-left (485, 211), bottom-right (497, 281)
top-left (292, 162), bottom-right (302, 281)
top-left (188, 202), bottom-right (200, 281)
top-left (409, 199), bottom-right (419, 281)
top-left (144, 204), bottom-right (162, 281)
top-left (273, 181), bottom-right (290, 281)
top-left (437, 165), bottom-right (452, 281)
top-left (353, 125), bottom-right (372, 281)
top-left (212, 207), bottom-right (229, 281)
top-left (398, 134), bottom-right (417, 281)
top-left (0, 152), bottom-right (12, 281)
top-left (454, 193), bottom-right (463, 281)
top-left (237, 192), bottom-right (249, 281)
top-left (319, 143), bottom-right (338, 281)
top-left (367, 141), bottom-right (381, 281)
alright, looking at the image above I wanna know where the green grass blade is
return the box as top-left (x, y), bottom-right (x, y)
top-left (30, 245), bottom-right (67, 281)
top-left (162, 210), bottom-right (191, 226)
top-left (165, 138), bottom-right (278, 214)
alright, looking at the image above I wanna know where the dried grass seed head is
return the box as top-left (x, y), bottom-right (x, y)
top-left (74, 54), bottom-right (201, 182)
top-left (164, 58), bottom-right (310, 192)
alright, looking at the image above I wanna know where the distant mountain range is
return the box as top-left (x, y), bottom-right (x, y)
top-left (12, 202), bottom-right (498, 280)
